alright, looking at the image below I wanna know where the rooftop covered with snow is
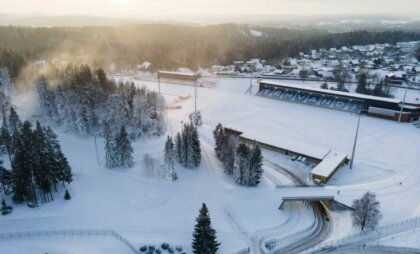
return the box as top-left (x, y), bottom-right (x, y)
top-left (310, 151), bottom-right (348, 179)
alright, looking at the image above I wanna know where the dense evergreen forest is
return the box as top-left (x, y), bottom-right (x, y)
top-left (1, 24), bottom-right (420, 75)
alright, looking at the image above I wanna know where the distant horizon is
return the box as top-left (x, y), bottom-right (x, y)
top-left (0, 0), bottom-right (419, 21)
top-left (1, 12), bottom-right (420, 28)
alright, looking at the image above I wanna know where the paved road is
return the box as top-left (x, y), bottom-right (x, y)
top-left (263, 160), bottom-right (332, 254)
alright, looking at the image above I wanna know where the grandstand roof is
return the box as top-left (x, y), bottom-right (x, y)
top-left (235, 128), bottom-right (331, 160)
top-left (310, 151), bottom-right (347, 179)
top-left (158, 71), bottom-right (198, 77)
top-left (259, 79), bottom-right (401, 104)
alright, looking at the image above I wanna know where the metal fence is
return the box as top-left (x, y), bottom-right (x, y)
top-left (307, 216), bottom-right (420, 253)
top-left (264, 214), bottom-right (318, 251)
top-left (0, 229), bottom-right (141, 254)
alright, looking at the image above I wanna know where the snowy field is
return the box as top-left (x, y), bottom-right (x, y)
top-left (0, 236), bottom-right (134, 254)
top-left (1, 76), bottom-right (419, 253)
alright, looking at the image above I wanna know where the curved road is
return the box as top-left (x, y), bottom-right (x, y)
top-left (262, 160), bottom-right (332, 254)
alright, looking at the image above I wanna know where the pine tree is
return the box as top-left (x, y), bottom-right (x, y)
top-left (163, 136), bottom-right (177, 181)
top-left (180, 124), bottom-right (189, 166)
top-left (8, 107), bottom-right (21, 135)
top-left (55, 150), bottom-right (73, 186)
top-left (190, 124), bottom-right (201, 168)
top-left (0, 124), bottom-right (12, 162)
top-left (115, 126), bottom-right (133, 168)
top-left (222, 136), bottom-right (235, 175)
top-left (234, 144), bottom-right (250, 186)
top-left (104, 122), bottom-right (116, 168)
top-left (249, 144), bottom-right (263, 186)
top-left (174, 132), bottom-right (182, 163)
top-left (33, 121), bottom-right (53, 203)
top-left (213, 123), bottom-right (224, 160)
top-left (192, 203), bottom-right (220, 254)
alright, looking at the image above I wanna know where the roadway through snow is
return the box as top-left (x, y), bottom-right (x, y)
top-left (262, 160), bottom-right (332, 254)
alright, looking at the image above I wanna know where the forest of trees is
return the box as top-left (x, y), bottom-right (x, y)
top-left (0, 24), bottom-right (419, 75)
top-left (36, 64), bottom-right (165, 139)
top-left (0, 107), bottom-right (73, 208)
top-left (213, 124), bottom-right (263, 187)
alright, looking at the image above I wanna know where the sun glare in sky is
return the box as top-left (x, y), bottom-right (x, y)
top-left (0, 0), bottom-right (419, 18)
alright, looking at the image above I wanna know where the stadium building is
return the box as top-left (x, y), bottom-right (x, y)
top-left (258, 80), bottom-right (420, 122)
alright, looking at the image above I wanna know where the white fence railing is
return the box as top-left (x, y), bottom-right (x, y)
top-left (230, 246), bottom-right (251, 254)
top-left (264, 213), bottom-right (318, 251)
top-left (307, 216), bottom-right (420, 253)
top-left (0, 229), bottom-right (140, 254)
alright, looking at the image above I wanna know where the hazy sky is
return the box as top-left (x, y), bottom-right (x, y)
top-left (1, 0), bottom-right (419, 18)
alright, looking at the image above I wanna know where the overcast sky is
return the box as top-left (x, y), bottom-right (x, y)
top-left (0, 0), bottom-right (419, 18)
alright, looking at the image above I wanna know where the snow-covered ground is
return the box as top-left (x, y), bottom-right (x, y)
top-left (0, 236), bottom-right (134, 254)
top-left (1, 76), bottom-right (419, 253)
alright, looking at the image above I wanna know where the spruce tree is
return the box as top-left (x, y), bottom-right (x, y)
top-left (12, 139), bottom-right (33, 205)
top-left (8, 107), bottom-right (21, 135)
top-left (103, 122), bottom-right (116, 168)
top-left (249, 144), bottom-right (263, 186)
top-left (180, 124), bottom-right (189, 166)
top-left (192, 203), bottom-right (220, 254)
top-left (222, 136), bottom-right (235, 175)
top-left (174, 132), bottom-right (182, 163)
top-left (213, 123), bottom-right (224, 160)
top-left (115, 126), bottom-right (133, 168)
top-left (234, 144), bottom-right (250, 186)
top-left (190, 124), bottom-right (201, 168)
top-left (163, 136), bottom-right (177, 181)
top-left (56, 151), bottom-right (73, 185)
top-left (0, 125), bottom-right (12, 162)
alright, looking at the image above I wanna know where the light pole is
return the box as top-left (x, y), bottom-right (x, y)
top-left (350, 110), bottom-right (362, 169)
top-left (157, 73), bottom-right (161, 98)
top-left (93, 132), bottom-right (100, 165)
top-left (249, 72), bottom-right (253, 94)
top-left (194, 78), bottom-right (197, 113)
top-left (398, 88), bottom-right (408, 123)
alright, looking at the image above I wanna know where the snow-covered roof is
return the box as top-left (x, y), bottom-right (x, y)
top-left (158, 71), bottom-right (198, 77)
top-left (259, 79), bottom-right (401, 104)
top-left (310, 151), bottom-right (347, 178)
top-left (236, 129), bottom-right (331, 160)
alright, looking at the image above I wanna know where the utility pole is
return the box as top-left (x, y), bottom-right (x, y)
top-left (157, 74), bottom-right (161, 98)
top-left (93, 133), bottom-right (99, 165)
top-left (398, 88), bottom-right (408, 123)
top-left (194, 77), bottom-right (197, 113)
top-left (249, 72), bottom-right (253, 94)
top-left (350, 111), bottom-right (361, 169)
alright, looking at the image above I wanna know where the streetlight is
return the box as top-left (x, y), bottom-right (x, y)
top-left (398, 87), bottom-right (408, 123)
top-left (350, 109), bottom-right (362, 169)
top-left (92, 132), bottom-right (100, 165)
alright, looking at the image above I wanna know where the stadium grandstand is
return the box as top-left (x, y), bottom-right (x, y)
top-left (157, 71), bottom-right (200, 81)
top-left (258, 80), bottom-right (420, 122)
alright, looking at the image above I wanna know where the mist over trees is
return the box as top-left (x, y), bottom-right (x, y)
top-left (36, 64), bottom-right (165, 139)
top-left (0, 24), bottom-right (420, 74)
